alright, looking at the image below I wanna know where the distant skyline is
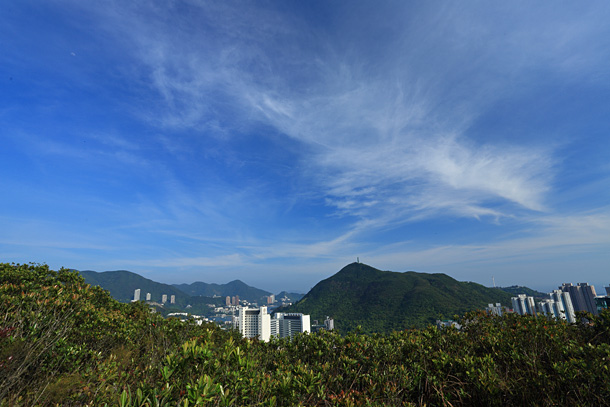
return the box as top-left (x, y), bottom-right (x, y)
top-left (1, 1), bottom-right (609, 293)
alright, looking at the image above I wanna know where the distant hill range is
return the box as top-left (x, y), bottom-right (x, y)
top-left (497, 285), bottom-right (548, 299)
top-left (172, 280), bottom-right (271, 300)
top-left (284, 262), bottom-right (515, 333)
top-left (79, 270), bottom-right (280, 305)
top-left (80, 270), bottom-right (187, 304)
top-left (80, 265), bottom-right (544, 334)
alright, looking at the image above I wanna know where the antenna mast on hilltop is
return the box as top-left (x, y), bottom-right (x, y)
top-left (492, 276), bottom-right (496, 288)
top-left (357, 257), bottom-right (360, 263)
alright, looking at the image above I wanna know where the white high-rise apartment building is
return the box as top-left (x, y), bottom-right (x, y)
top-left (549, 289), bottom-right (576, 323)
top-left (324, 316), bottom-right (334, 331)
top-left (512, 294), bottom-right (537, 316)
top-left (560, 283), bottom-right (598, 315)
top-left (236, 307), bottom-right (310, 342)
top-left (578, 283), bottom-right (598, 315)
top-left (538, 299), bottom-right (564, 320)
top-left (272, 313), bottom-right (311, 339)
top-left (146, 292), bottom-right (151, 301)
top-left (236, 306), bottom-right (271, 341)
top-left (133, 289), bottom-right (141, 302)
top-left (486, 303), bottom-right (504, 316)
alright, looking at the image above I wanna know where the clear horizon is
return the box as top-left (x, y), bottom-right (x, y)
top-left (2, 2), bottom-right (609, 294)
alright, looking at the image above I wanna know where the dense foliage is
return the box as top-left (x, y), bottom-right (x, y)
top-left (286, 263), bottom-right (514, 332)
top-left (2, 263), bottom-right (610, 406)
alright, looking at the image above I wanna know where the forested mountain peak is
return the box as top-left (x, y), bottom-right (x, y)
top-left (287, 263), bottom-right (513, 333)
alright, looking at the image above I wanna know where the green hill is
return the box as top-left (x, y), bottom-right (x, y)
top-left (173, 279), bottom-right (271, 302)
top-left (80, 270), bottom-right (187, 304)
top-left (80, 270), bottom-right (273, 305)
top-left (286, 262), bottom-right (513, 333)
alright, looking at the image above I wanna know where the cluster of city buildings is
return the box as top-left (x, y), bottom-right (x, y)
top-left (488, 282), bottom-right (610, 322)
top-left (234, 306), bottom-right (333, 342)
top-left (131, 288), bottom-right (328, 341)
top-left (132, 288), bottom-right (175, 305)
top-left (166, 312), bottom-right (208, 325)
top-left (225, 295), bottom-right (240, 306)
top-left (132, 280), bottom-right (610, 339)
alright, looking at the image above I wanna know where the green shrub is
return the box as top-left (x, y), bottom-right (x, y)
top-left (1, 263), bottom-right (609, 406)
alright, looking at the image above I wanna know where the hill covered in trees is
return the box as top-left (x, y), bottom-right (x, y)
top-left (80, 269), bottom-right (187, 304)
top-left (80, 269), bottom-right (277, 305)
top-left (1, 263), bottom-right (610, 405)
top-left (173, 279), bottom-right (271, 301)
top-left (286, 262), bottom-right (514, 332)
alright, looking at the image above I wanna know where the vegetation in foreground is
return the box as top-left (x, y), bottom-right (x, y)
top-left (1, 263), bottom-right (609, 406)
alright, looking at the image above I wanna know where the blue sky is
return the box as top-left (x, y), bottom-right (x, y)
top-left (2, 1), bottom-right (609, 294)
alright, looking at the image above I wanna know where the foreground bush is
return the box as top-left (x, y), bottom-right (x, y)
top-left (1, 263), bottom-right (609, 406)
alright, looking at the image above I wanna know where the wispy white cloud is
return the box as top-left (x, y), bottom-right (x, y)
top-left (68, 1), bottom-right (607, 232)
top-left (8, 1), bottom-right (607, 291)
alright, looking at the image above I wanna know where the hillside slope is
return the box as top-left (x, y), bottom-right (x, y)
top-left (286, 262), bottom-right (513, 332)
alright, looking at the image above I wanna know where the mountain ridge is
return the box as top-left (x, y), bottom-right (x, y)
top-left (285, 262), bottom-right (513, 333)
top-left (80, 269), bottom-right (186, 304)
top-left (79, 264), bottom-right (543, 334)
top-left (79, 270), bottom-right (272, 303)
top-left (172, 279), bottom-right (271, 300)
